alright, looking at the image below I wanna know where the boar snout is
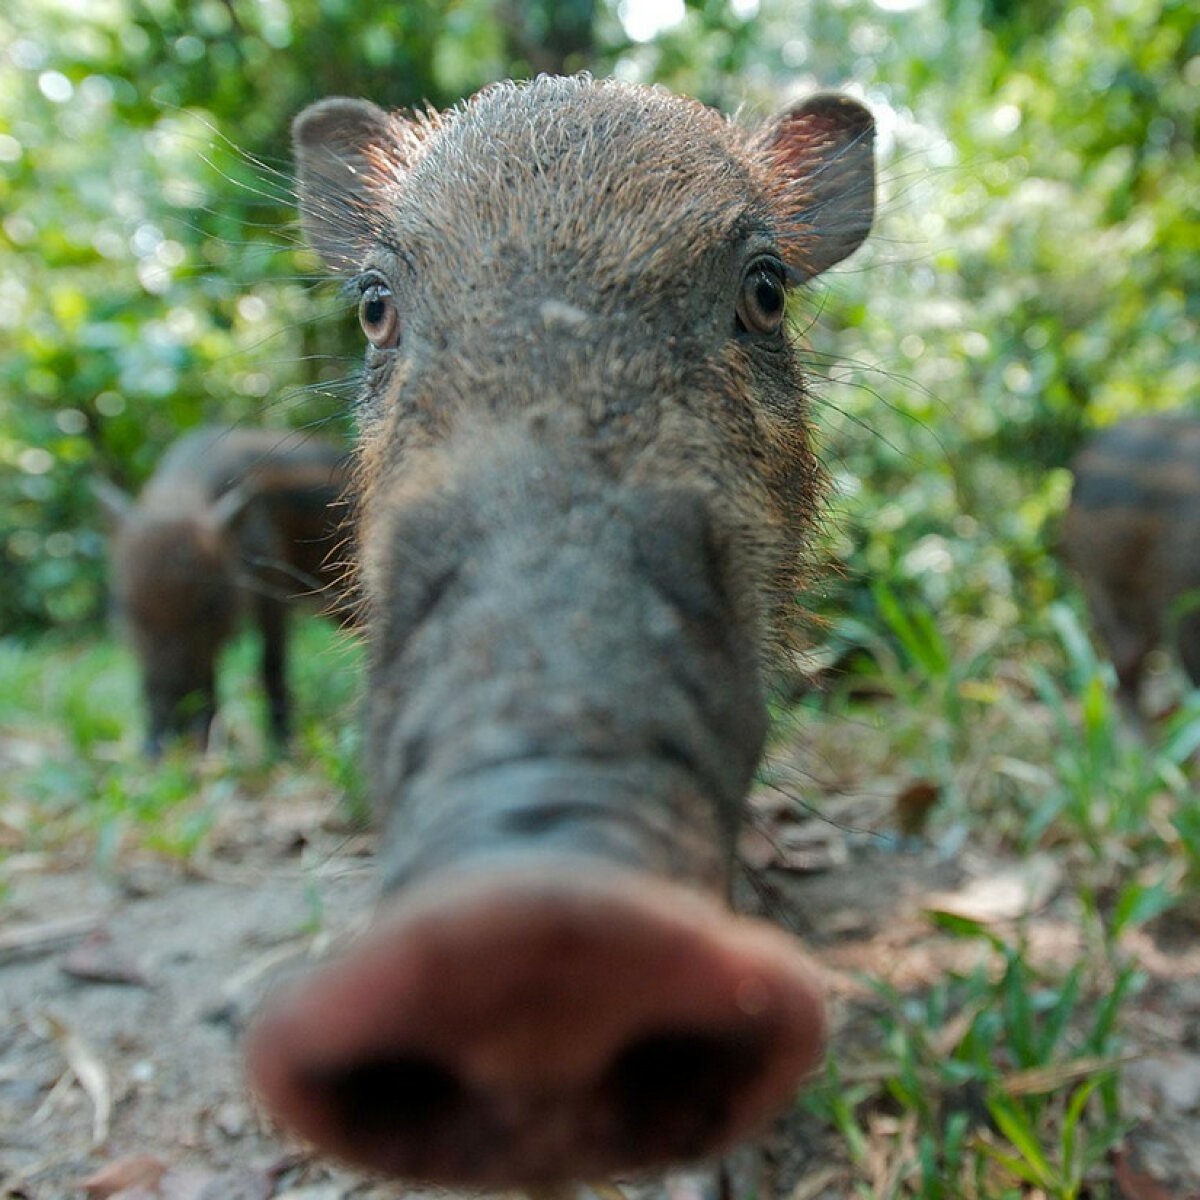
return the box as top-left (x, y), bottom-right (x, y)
top-left (247, 866), bottom-right (826, 1186)
top-left (250, 443), bottom-right (820, 1184)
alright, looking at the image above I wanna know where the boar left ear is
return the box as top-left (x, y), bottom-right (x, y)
top-left (91, 477), bottom-right (133, 528)
top-left (293, 98), bottom-right (402, 273)
top-left (757, 93), bottom-right (875, 283)
top-left (208, 483), bottom-right (254, 532)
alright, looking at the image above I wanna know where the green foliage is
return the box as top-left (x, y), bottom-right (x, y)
top-left (792, 0), bottom-right (1198, 653)
top-left (3, 0), bottom-right (1196, 637)
top-left (1026, 606), bottom-right (1169, 853)
top-left (0, 0), bottom-right (598, 635)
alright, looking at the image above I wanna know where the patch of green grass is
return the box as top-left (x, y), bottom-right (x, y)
top-left (788, 589), bottom-right (1194, 1196)
top-left (1171, 802), bottom-right (1200, 886)
top-left (802, 581), bottom-right (1006, 824)
top-left (802, 916), bottom-right (1136, 1198)
top-left (1021, 604), bottom-right (1181, 858)
top-left (0, 619), bottom-right (364, 882)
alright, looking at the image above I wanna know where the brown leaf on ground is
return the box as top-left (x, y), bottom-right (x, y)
top-left (61, 930), bottom-right (150, 987)
top-left (79, 1154), bottom-right (167, 1197)
top-left (36, 1011), bottom-right (111, 1145)
top-left (924, 853), bottom-right (1062, 923)
top-left (0, 913), bottom-right (101, 965)
top-left (1003, 1053), bottom-right (1134, 1097)
top-left (1113, 1146), bottom-right (1180, 1200)
top-left (894, 779), bottom-right (939, 837)
top-left (785, 1167), bottom-right (846, 1200)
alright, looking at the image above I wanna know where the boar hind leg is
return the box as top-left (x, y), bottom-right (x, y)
top-left (1175, 609), bottom-right (1200, 693)
top-left (1083, 582), bottom-right (1154, 718)
top-left (256, 593), bottom-right (291, 746)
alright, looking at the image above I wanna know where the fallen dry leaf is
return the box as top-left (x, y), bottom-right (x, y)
top-left (1003, 1053), bottom-right (1135, 1097)
top-left (79, 1154), bottom-right (167, 1198)
top-left (1113, 1146), bottom-right (1177, 1200)
top-left (930, 998), bottom-right (989, 1058)
top-left (786, 1166), bottom-right (846, 1200)
top-left (35, 1011), bottom-right (111, 1145)
top-left (0, 913), bottom-right (101, 965)
top-left (924, 853), bottom-right (1062, 924)
top-left (894, 779), bottom-right (940, 837)
top-left (61, 930), bottom-right (150, 987)
top-left (589, 1185), bottom-right (629, 1200)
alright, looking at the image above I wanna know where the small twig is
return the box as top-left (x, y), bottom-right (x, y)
top-left (34, 1012), bottom-right (112, 1146)
top-left (0, 914), bottom-right (101, 965)
top-left (590, 1186), bottom-right (629, 1200)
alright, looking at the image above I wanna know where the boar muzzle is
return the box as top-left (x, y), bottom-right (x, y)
top-left (247, 865), bottom-right (826, 1186)
top-left (249, 462), bottom-right (827, 1186)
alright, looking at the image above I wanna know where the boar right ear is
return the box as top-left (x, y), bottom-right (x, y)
top-left (293, 98), bottom-right (400, 273)
top-left (208, 482), bottom-right (254, 532)
top-left (758, 93), bottom-right (875, 283)
top-left (91, 477), bottom-right (133, 528)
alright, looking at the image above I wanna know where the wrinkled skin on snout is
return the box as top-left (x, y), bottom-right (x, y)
top-left (248, 76), bottom-right (874, 1187)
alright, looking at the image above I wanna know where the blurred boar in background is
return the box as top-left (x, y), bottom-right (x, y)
top-left (95, 426), bottom-right (353, 754)
top-left (247, 75), bottom-right (875, 1188)
top-left (1063, 413), bottom-right (1200, 719)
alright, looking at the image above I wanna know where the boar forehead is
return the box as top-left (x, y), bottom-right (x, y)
top-left (341, 78), bottom-right (828, 647)
top-left (370, 78), bottom-right (770, 296)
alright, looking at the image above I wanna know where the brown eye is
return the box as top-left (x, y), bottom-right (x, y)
top-left (359, 282), bottom-right (399, 347)
top-left (736, 262), bottom-right (787, 336)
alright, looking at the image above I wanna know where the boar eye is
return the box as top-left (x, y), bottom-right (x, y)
top-left (736, 260), bottom-right (787, 337)
top-left (359, 281), bottom-right (399, 348)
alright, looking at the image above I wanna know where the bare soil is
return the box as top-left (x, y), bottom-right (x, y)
top-left (1, 727), bottom-right (1198, 1200)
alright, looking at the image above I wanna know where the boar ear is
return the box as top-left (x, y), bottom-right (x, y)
top-left (293, 98), bottom-right (397, 273)
top-left (91, 477), bottom-right (133, 528)
top-left (759, 93), bottom-right (875, 283)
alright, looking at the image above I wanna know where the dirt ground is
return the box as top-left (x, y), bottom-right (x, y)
top-left (2, 728), bottom-right (1198, 1200)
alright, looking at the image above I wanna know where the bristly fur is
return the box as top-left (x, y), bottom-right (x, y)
top-left (294, 75), bottom-right (874, 661)
top-left (269, 73), bottom-right (875, 1186)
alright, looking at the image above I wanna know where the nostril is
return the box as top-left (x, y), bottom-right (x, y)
top-left (309, 1055), bottom-right (466, 1142)
top-left (249, 868), bottom-right (826, 1185)
top-left (302, 1030), bottom-right (771, 1175)
top-left (605, 1029), bottom-right (768, 1157)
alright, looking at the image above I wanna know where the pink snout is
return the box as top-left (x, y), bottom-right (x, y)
top-left (247, 866), bottom-right (826, 1187)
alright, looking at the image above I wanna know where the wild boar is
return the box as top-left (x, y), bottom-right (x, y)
top-left (249, 75), bottom-right (875, 1187)
top-left (1064, 413), bottom-right (1200, 716)
top-left (98, 426), bottom-right (352, 752)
